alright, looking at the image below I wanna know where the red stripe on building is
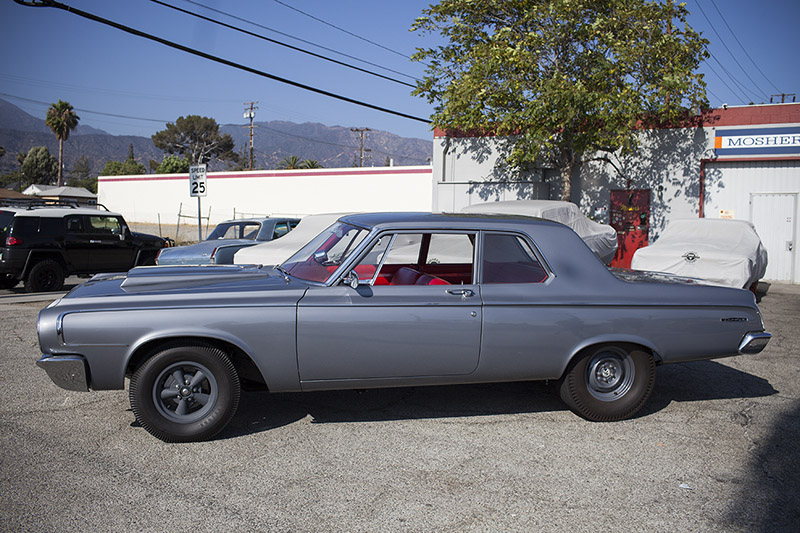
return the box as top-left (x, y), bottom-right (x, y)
top-left (98, 167), bottom-right (432, 183)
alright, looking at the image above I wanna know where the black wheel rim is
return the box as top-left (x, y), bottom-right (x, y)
top-left (152, 361), bottom-right (219, 423)
top-left (585, 347), bottom-right (635, 402)
top-left (36, 268), bottom-right (57, 290)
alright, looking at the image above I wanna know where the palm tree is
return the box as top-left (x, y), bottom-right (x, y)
top-left (278, 155), bottom-right (302, 170)
top-left (45, 100), bottom-right (80, 186)
top-left (300, 159), bottom-right (323, 169)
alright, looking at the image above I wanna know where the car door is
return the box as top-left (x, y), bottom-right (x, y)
top-left (62, 215), bottom-right (94, 271)
top-left (84, 215), bottom-right (137, 271)
top-left (296, 231), bottom-right (482, 384)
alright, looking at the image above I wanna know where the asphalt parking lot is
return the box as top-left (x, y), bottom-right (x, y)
top-left (1, 282), bottom-right (798, 532)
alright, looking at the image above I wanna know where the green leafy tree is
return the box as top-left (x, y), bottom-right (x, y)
top-left (278, 155), bottom-right (302, 170)
top-left (412, 0), bottom-right (709, 200)
top-left (152, 115), bottom-right (238, 166)
top-left (45, 100), bottom-right (80, 187)
top-left (67, 156), bottom-right (97, 193)
top-left (156, 154), bottom-right (192, 174)
top-left (101, 145), bottom-right (146, 176)
top-left (21, 146), bottom-right (59, 189)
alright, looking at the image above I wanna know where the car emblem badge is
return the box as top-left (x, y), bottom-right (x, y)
top-left (682, 251), bottom-right (700, 263)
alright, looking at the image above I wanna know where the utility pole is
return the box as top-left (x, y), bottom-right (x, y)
top-left (243, 101), bottom-right (258, 170)
top-left (770, 93), bottom-right (796, 104)
top-left (350, 127), bottom-right (372, 167)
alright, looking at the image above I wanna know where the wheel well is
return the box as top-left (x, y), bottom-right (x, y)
top-left (561, 341), bottom-right (661, 379)
top-left (126, 336), bottom-right (267, 389)
top-left (23, 252), bottom-right (67, 278)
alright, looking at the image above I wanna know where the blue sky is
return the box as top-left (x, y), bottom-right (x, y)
top-left (1, 0), bottom-right (797, 142)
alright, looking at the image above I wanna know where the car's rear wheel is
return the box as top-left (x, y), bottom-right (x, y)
top-left (25, 259), bottom-right (65, 292)
top-left (559, 344), bottom-right (655, 421)
top-left (130, 342), bottom-right (240, 442)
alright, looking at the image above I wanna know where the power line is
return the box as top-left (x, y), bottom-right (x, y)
top-left (0, 92), bottom-right (170, 123)
top-left (1, 91), bottom-right (429, 163)
top-left (270, 0), bottom-right (413, 61)
top-left (703, 59), bottom-right (750, 103)
top-left (692, 0), bottom-right (768, 100)
top-left (258, 123), bottom-right (429, 164)
top-left (14, 0), bottom-right (431, 124)
top-left (708, 0), bottom-right (781, 93)
top-left (181, 0), bottom-right (420, 83)
top-left (149, 0), bottom-right (416, 88)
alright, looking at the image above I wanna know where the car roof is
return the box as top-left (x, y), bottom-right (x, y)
top-left (216, 217), bottom-right (301, 225)
top-left (338, 211), bottom-right (562, 231)
top-left (0, 206), bottom-right (122, 218)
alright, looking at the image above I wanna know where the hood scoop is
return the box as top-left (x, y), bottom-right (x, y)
top-left (119, 264), bottom-right (271, 292)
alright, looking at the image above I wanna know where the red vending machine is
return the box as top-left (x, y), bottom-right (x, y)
top-left (610, 189), bottom-right (650, 269)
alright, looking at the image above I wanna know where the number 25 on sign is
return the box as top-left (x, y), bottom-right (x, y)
top-left (189, 164), bottom-right (207, 197)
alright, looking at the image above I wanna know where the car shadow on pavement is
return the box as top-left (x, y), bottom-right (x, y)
top-left (638, 359), bottom-right (777, 417)
top-left (222, 360), bottom-right (776, 439)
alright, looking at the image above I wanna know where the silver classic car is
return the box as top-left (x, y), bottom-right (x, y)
top-left (155, 217), bottom-right (300, 265)
top-left (36, 213), bottom-right (771, 442)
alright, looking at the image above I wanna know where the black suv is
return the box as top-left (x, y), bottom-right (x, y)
top-left (0, 203), bottom-right (169, 292)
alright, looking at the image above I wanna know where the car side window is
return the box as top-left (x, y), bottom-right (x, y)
top-left (65, 216), bottom-right (84, 234)
top-left (87, 216), bottom-right (123, 235)
top-left (273, 222), bottom-right (290, 239)
top-left (353, 232), bottom-right (474, 286)
top-left (241, 223), bottom-right (260, 239)
top-left (10, 216), bottom-right (39, 238)
top-left (482, 233), bottom-right (548, 284)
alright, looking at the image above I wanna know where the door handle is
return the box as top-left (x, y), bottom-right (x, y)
top-left (446, 288), bottom-right (474, 299)
top-left (89, 240), bottom-right (102, 244)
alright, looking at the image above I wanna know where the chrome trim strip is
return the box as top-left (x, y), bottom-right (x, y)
top-left (56, 313), bottom-right (65, 345)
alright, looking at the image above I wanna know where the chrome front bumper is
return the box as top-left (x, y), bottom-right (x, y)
top-left (738, 332), bottom-right (772, 354)
top-left (36, 355), bottom-right (89, 391)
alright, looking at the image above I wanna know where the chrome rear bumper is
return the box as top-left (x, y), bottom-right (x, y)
top-left (738, 332), bottom-right (772, 354)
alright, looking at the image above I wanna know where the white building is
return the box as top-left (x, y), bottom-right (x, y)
top-left (432, 103), bottom-right (800, 282)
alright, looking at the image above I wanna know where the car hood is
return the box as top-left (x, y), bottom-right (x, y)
top-left (63, 264), bottom-right (304, 299)
top-left (131, 231), bottom-right (168, 246)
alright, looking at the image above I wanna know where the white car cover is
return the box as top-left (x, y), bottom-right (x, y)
top-left (234, 213), bottom-right (348, 266)
top-left (631, 218), bottom-right (768, 289)
top-left (461, 200), bottom-right (618, 264)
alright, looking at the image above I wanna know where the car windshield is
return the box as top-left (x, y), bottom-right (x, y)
top-left (207, 221), bottom-right (261, 240)
top-left (280, 222), bottom-right (368, 283)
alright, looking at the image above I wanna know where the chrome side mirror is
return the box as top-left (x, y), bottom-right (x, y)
top-left (342, 271), bottom-right (361, 289)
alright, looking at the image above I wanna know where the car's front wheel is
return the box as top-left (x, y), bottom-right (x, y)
top-left (130, 342), bottom-right (241, 442)
top-left (559, 344), bottom-right (655, 421)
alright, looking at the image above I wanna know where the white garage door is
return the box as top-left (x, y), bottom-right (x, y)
top-left (751, 193), bottom-right (797, 282)
top-left (705, 160), bottom-right (800, 283)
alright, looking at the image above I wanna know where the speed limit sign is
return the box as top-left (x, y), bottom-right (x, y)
top-left (189, 164), bottom-right (207, 197)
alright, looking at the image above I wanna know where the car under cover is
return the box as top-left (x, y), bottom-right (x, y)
top-left (631, 218), bottom-right (768, 289)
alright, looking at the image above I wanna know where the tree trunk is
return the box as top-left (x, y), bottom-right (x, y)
top-left (559, 163), bottom-right (573, 202)
top-left (57, 138), bottom-right (63, 187)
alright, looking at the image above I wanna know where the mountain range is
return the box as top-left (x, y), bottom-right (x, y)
top-left (0, 98), bottom-right (433, 176)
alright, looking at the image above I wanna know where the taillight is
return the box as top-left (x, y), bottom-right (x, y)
top-left (5, 236), bottom-right (22, 246)
top-left (210, 247), bottom-right (219, 261)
